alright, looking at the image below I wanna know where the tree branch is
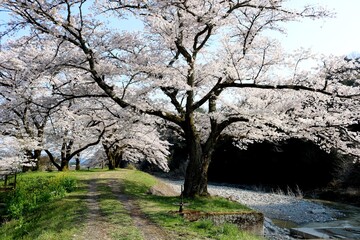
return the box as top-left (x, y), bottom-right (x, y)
top-left (44, 149), bottom-right (61, 170)
top-left (66, 127), bottom-right (106, 161)
top-left (218, 116), bottom-right (249, 133)
top-left (220, 82), bottom-right (360, 99)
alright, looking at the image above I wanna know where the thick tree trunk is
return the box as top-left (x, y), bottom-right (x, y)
top-left (115, 152), bottom-right (124, 168)
top-left (103, 144), bottom-right (116, 170)
top-left (183, 147), bottom-right (211, 197)
top-left (61, 159), bottom-right (69, 171)
top-left (108, 158), bottom-right (116, 170)
top-left (182, 126), bottom-right (215, 197)
top-left (22, 150), bottom-right (34, 172)
top-left (107, 147), bottom-right (124, 169)
top-left (182, 115), bottom-right (218, 197)
top-left (22, 149), bottom-right (41, 171)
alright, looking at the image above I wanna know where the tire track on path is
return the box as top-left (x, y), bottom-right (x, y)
top-left (74, 179), bottom-right (112, 240)
top-left (107, 179), bottom-right (170, 240)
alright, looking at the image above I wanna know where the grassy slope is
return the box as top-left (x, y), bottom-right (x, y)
top-left (0, 172), bottom-right (87, 240)
top-left (0, 169), bottom-right (263, 240)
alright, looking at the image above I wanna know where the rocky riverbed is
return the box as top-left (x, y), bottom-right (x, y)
top-left (159, 179), bottom-right (345, 240)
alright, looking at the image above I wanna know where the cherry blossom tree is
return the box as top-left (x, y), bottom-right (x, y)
top-left (0, 136), bottom-right (30, 172)
top-left (101, 110), bottom-right (170, 171)
top-left (0, 37), bottom-right (56, 170)
top-left (0, 33), bottom-right (170, 172)
top-left (0, 36), bottom-right (107, 171)
top-left (42, 101), bottom-right (106, 171)
top-left (1, 0), bottom-right (359, 197)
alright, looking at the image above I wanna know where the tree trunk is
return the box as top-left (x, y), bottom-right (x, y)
top-left (183, 139), bottom-right (212, 197)
top-left (182, 113), bottom-right (219, 197)
top-left (108, 157), bottom-right (116, 170)
top-left (74, 153), bottom-right (80, 170)
top-left (61, 159), bottom-right (69, 171)
top-left (182, 114), bottom-right (217, 197)
top-left (115, 152), bottom-right (123, 168)
top-left (59, 139), bottom-right (73, 171)
top-left (75, 157), bottom-right (80, 171)
top-left (33, 149), bottom-right (42, 171)
top-left (106, 148), bottom-right (116, 170)
top-left (22, 149), bottom-right (41, 171)
top-left (23, 150), bottom-right (34, 172)
top-left (103, 144), bottom-right (116, 170)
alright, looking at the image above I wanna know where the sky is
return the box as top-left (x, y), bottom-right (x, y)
top-left (115, 0), bottom-right (360, 57)
top-left (0, 0), bottom-right (359, 56)
top-left (276, 0), bottom-right (360, 56)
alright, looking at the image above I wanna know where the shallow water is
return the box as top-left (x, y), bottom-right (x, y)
top-left (272, 218), bottom-right (298, 228)
top-left (272, 199), bottom-right (360, 229)
top-left (300, 199), bottom-right (360, 228)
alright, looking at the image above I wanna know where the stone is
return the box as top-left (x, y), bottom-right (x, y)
top-left (180, 210), bottom-right (264, 236)
top-left (310, 208), bottom-right (325, 214)
top-left (147, 182), bottom-right (179, 197)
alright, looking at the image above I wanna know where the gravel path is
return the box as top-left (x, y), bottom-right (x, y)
top-left (159, 178), bottom-right (344, 240)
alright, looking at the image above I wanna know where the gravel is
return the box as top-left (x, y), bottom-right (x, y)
top-left (159, 178), bottom-right (344, 240)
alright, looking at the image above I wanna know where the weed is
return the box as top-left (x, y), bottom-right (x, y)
top-left (4, 174), bottom-right (77, 219)
top-left (272, 185), bottom-right (303, 198)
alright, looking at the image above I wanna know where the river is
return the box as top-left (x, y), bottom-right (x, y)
top-left (272, 199), bottom-right (360, 239)
top-left (300, 199), bottom-right (360, 228)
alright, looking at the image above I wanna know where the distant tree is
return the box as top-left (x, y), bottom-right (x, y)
top-left (1, 0), bottom-right (359, 197)
top-left (43, 102), bottom-right (106, 171)
top-left (0, 37), bottom-right (107, 171)
top-left (101, 114), bottom-right (170, 171)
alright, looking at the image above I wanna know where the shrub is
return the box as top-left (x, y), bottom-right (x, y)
top-left (125, 163), bottom-right (137, 170)
top-left (4, 174), bottom-right (77, 219)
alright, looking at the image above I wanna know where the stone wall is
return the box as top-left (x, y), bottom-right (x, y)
top-left (181, 211), bottom-right (264, 236)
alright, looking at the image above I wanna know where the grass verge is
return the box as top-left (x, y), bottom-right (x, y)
top-left (0, 172), bottom-right (87, 240)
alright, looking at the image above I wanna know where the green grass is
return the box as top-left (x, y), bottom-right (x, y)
top-left (106, 169), bottom-right (263, 240)
top-left (3, 172), bottom-right (76, 219)
top-left (96, 180), bottom-right (143, 240)
top-left (0, 172), bottom-right (87, 240)
top-left (0, 169), bottom-right (264, 240)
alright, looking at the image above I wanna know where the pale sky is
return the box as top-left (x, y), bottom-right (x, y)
top-left (1, 0), bottom-right (359, 56)
top-left (277, 0), bottom-right (360, 56)
top-left (117, 0), bottom-right (360, 56)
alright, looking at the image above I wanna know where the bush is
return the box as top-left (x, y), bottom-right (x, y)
top-left (4, 174), bottom-right (77, 219)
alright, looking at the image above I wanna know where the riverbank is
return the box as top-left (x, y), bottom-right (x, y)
top-left (159, 178), bottom-right (346, 240)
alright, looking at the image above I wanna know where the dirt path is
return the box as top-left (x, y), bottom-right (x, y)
top-left (108, 180), bottom-right (169, 240)
top-left (76, 173), bottom-right (169, 240)
top-left (75, 179), bottom-right (112, 240)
